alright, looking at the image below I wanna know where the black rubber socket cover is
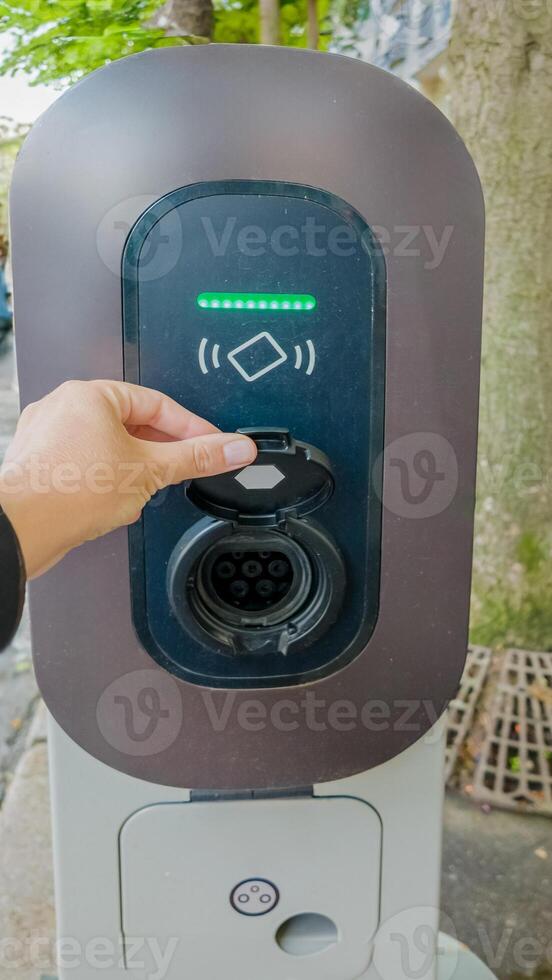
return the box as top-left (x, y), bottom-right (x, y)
top-left (186, 428), bottom-right (335, 527)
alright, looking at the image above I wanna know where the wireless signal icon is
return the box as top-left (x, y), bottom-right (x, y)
top-left (197, 335), bottom-right (317, 381)
top-left (198, 338), bottom-right (221, 374)
top-left (294, 340), bottom-right (316, 375)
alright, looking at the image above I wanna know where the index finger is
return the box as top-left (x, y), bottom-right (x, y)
top-left (92, 380), bottom-right (220, 439)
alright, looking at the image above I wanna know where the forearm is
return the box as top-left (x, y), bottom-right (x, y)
top-left (0, 503), bottom-right (26, 652)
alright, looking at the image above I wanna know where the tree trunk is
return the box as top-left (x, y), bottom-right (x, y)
top-left (158, 0), bottom-right (213, 39)
top-left (446, 0), bottom-right (552, 648)
top-left (260, 0), bottom-right (280, 45)
top-left (307, 0), bottom-right (319, 49)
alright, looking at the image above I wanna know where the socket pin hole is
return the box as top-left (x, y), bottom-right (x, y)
top-left (215, 560), bottom-right (235, 580)
top-left (268, 559), bottom-right (289, 578)
top-left (211, 550), bottom-right (293, 611)
top-left (229, 580), bottom-right (249, 600)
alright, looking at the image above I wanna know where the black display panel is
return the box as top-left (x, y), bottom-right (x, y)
top-left (123, 181), bottom-right (386, 687)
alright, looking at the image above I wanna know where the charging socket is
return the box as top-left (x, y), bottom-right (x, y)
top-left (168, 429), bottom-right (346, 657)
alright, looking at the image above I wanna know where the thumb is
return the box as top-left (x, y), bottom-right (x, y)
top-left (140, 431), bottom-right (258, 488)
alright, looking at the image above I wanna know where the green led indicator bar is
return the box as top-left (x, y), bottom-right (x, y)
top-left (197, 292), bottom-right (316, 312)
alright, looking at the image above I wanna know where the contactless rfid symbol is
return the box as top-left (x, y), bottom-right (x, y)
top-left (197, 334), bottom-right (316, 381)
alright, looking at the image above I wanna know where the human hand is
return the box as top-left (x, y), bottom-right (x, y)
top-left (0, 380), bottom-right (257, 579)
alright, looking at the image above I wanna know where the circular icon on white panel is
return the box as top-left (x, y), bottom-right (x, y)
top-left (230, 878), bottom-right (280, 916)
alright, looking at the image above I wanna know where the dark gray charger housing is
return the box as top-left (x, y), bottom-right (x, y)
top-left (10, 45), bottom-right (484, 790)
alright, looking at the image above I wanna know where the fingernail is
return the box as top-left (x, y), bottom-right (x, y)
top-left (223, 438), bottom-right (256, 467)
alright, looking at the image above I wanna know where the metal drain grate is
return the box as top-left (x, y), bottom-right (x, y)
top-left (472, 648), bottom-right (552, 814)
top-left (445, 646), bottom-right (492, 783)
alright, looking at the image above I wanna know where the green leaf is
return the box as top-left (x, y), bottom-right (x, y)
top-left (0, 0), bottom-right (349, 84)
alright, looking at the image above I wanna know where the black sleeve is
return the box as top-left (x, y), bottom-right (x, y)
top-left (0, 507), bottom-right (26, 651)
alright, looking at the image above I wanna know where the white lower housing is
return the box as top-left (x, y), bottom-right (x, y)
top-left (48, 716), bottom-right (495, 980)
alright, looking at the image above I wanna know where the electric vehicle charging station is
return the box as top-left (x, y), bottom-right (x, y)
top-left (10, 44), bottom-right (493, 980)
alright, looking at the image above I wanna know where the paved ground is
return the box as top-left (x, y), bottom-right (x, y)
top-left (442, 794), bottom-right (552, 980)
top-left (0, 706), bottom-right (55, 980)
top-left (0, 338), bottom-right (39, 806)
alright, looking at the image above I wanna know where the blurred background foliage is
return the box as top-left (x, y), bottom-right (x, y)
top-left (0, 0), bottom-right (355, 84)
top-left (0, 0), bottom-right (205, 85)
